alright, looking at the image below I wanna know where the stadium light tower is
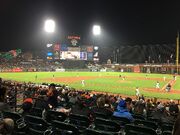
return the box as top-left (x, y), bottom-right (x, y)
top-left (44, 19), bottom-right (55, 33)
top-left (93, 25), bottom-right (101, 36)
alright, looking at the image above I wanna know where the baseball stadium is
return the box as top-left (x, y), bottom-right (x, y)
top-left (1, 39), bottom-right (180, 134)
top-left (1, 1), bottom-right (180, 135)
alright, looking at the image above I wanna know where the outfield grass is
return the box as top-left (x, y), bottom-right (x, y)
top-left (0, 72), bottom-right (179, 100)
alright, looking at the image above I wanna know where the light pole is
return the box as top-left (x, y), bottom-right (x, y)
top-left (92, 25), bottom-right (101, 45)
top-left (93, 25), bottom-right (101, 36)
top-left (44, 19), bottom-right (55, 33)
top-left (92, 25), bottom-right (101, 62)
top-left (44, 19), bottom-right (55, 60)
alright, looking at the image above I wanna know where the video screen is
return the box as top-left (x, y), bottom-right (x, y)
top-left (60, 51), bottom-right (80, 60)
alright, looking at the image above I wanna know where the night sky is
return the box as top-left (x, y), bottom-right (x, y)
top-left (1, 0), bottom-right (180, 52)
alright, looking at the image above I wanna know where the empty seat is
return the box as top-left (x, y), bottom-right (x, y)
top-left (161, 124), bottom-right (173, 132)
top-left (94, 111), bottom-right (110, 119)
top-left (25, 115), bottom-right (49, 131)
top-left (132, 114), bottom-right (145, 120)
top-left (111, 115), bottom-right (131, 127)
top-left (85, 128), bottom-right (118, 135)
top-left (94, 118), bottom-right (121, 133)
top-left (162, 131), bottom-right (172, 135)
top-left (52, 120), bottom-right (80, 135)
top-left (134, 119), bottom-right (158, 130)
top-left (29, 128), bottom-right (45, 135)
top-left (68, 114), bottom-right (91, 130)
top-left (125, 124), bottom-right (157, 135)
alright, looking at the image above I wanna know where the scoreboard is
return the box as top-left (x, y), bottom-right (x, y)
top-left (46, 35), bottom-right (99, 61)
top-left (46, 44), bottom-right (98, 61)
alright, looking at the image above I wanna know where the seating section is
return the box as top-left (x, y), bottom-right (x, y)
top-left (0, 80), bottom-right (177, 135)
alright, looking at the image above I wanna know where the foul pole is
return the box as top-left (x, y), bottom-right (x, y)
top-left (176, 32), bottom-right (179, 73)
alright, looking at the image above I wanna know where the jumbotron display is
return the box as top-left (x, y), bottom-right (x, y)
top-left (46, 36), bottom-right (99, 61)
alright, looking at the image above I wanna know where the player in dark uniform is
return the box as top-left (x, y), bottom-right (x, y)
top-left (35, 75), bottom-right (37, 80)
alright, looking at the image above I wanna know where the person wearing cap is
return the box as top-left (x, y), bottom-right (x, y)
top-left (113, 100), bottom-right (134, 122)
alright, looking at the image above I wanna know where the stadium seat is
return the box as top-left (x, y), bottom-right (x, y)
top-left (85, 128), bottom-right (119, 135)
top-left (162, 131), bottom-right (173, 135)
top-left (2, 111), bottom-right (22, 122)
top-left (93, 111), bottom-right (110, 119)
top-left (132, 114), bottom-right (145, 120)
top-left (29, 128), bottom-right (45, 135)
top-left (134, 119), bottom-right (158, 130)
top-left (147, 117), bottom-right (159, 124)
top-left (68, 114), bottom-right (91, 130)
top-left (111, 116), bottom-right (131, 127)
top-left (46, 110), bottom-right (67, 123)
top-left (93, 118), bottom-right (121, 133)
top-left (161, 124), bottom-right (173, 132)
top-left (25, 115), bottom-right (49, 131)
top-left (52, 120), bottom-right (80, 135)
top-left (124, 124), bottom-right (157, 135)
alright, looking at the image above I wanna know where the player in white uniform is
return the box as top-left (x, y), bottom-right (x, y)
top-left (156, 81), bottom-right (160, 89)
top-left (81, 80), bottom-right (85, 87)
top-left (135, 87), bottom-right (140, 100)
top-left (163, 76), bottom-right (166, 81)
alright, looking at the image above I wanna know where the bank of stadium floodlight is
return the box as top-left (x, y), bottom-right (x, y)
top-left (93, 25), bottom-right (101, 36)
top-left (44, 19), bottom-right (55, 33)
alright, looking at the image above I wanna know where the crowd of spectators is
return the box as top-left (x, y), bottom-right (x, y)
top-left (0, 77), bottom-right (180, 134)
top-left (0, 56), bottom-right (63, 72)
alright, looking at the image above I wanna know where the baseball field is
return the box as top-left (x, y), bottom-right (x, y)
top-left (0, 72), bottom-right (180, 100)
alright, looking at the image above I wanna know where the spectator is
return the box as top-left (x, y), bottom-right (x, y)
top-left (70, 96), bottom-right (90, 117)
top-left (133, 100), bottom-right (147, 117)
top-left (0, 87), bottom-right (11, 113)
top-left (125, 97), bottom-right (133, 113)
top-left (151, 102), bottom-right (173, 124)
top-left (0, 118), bottom-right (14, 135)
top-left (90, 96), bottom-right (113, 119)
top-left (173, 113), bottom-right (180, 135)
top-left (21, 98), bottom-right (33, 116)
top-left (47, 83), bottom-right (58, 108)
top-left (169, 100), bottom-right (179, 118)
top-left (113, 100), bottom-right (134, 122)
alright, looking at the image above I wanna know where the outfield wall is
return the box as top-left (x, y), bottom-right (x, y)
top-left (104, 64), bottom-right (180, 74)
